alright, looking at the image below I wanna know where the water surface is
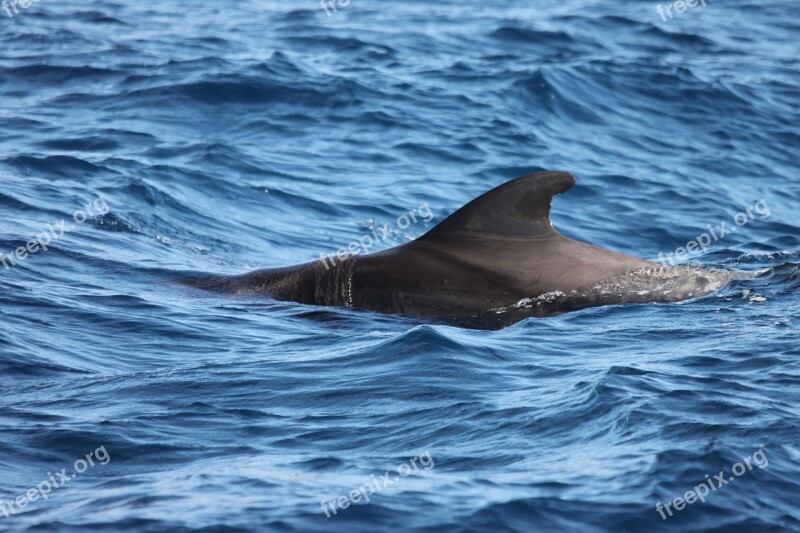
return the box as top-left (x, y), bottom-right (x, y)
top-left (1, 0), bottom-right (798, 531)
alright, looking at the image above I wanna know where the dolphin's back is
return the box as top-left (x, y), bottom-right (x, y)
top-left (182, 171), bottom-right (731, 329)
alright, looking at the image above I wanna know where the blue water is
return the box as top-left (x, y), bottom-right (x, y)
top-left (1, 0), bottom-right (799, 531)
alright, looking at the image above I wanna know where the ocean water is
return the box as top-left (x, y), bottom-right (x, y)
top-left (1, 0), bottom-right (798, 531)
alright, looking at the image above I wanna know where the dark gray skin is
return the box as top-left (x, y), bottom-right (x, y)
top-left (184, 172), bottom-right (729, 329)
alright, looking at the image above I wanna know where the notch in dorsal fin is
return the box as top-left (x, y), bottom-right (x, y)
top-left (419, 171), bottom-right (575, 241)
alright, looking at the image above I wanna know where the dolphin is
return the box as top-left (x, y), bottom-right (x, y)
top-left (184, 171), bottom-right (736, 329)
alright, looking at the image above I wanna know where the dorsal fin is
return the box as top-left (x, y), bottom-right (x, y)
top-left (419, 171), bottom-right (575, 241)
